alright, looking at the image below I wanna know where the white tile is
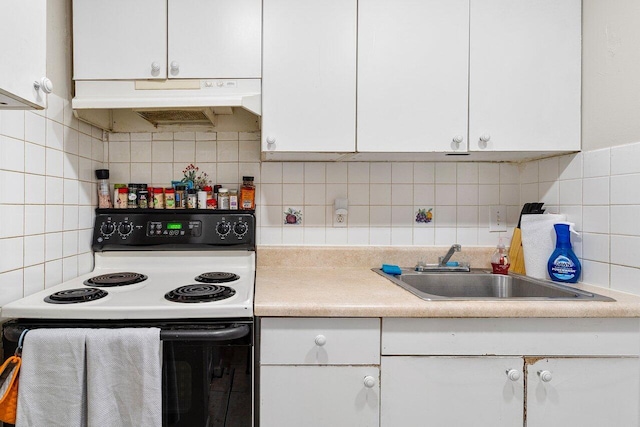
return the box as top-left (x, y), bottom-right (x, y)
top-left (583, 177), bottom-right (610, 205)
top-left (0, 205), bottom-right (23, 238)
top-left (63, 179), bottom-right (79, 205)
top-left (558, 179), bottom-right (582, 205)
top-left (499, 184), bottom-right (519, 205)
top-left (305, 163), bottom-right (325, 183)
top-left (611, 265), bottom-right (640, 295)
top-left (499, 163), bottom-right (519, 183)
top-left (262, 206), bottom-right (284, 227)
top-left (63, 231), bottom-right (78, 257)
top-left (63, 153), bottom-right (79, 180)
top-left (24, 205), bottom-right (45, 235)
top-left (347, 227), bottom-right (369, 245)
top-left (326, 184), bottom-right (347, 205)
top-left (63, 206), bottom-right (79, 231)
top-left (64, 127), bottom-right (79, 155)
top-left (0, 135), bottom-right (24, 172)
top-left (519, 161), bottom-right (539, 184)
top-left (282, 227), bottom-right (303, 245)
top-left (46, 205), bottom-right (64, 233)
top-left (370, 163), bottom-right (391, 184)
top-left (538, 181), bottom-right (559, 206)
top-left (434, 227), bottom-right (456, 245)
top-left (0, 171), bottom-right (25, 204)
top-left (435, 163), bottom-right (456, 184)
top-left (518, 183), bottom-right (538, 204)
top-left (78, 181), bottom-right (93, 206)
top-left (325, 228), bottom-right (348, 245)
top-left (25, 142), bottom-right (45, 175)
top-left (457, 206), bottom-right (479, 227)
top-left (63, 256), bottom-right (79, 281)
top-left (538, 157), bottom-right (559, 182)
top-left (282, 184), bottom-right (304, 205)
top-left (456, 164), bottom-right (478, 184)
top-left (24, 234), bottom-right (45, 266)
top-left (326, 163), bottom-right (348, 183)
top-left (23, 174), bottom-right (45, 204)
top-left (478, 228), bottom-right (499, 246)
top-left (582, 206), bottom-right (609, 234)
top-left (391, 206), bottom-right (413, 226)
top-left (479, 184), bottom-right (500, 206)
top-left (611, 175), bottom-right (640, 205)
top-left (129, 162), bottom-right (152, 184)
top-left (581, 260), bottom-right (609, 288)
top-left (25, 112), bottom-right (45, 145)
top-left (435, 184), bottom-right (456, 205)
top-left (370, 227), bottom-right (391, 245)
top-left (478, 206), bottom-right (491, 227)
top-left (456, 184), bottom-right (479, 206)
top-left (611, 206), bottom-right (640, 236)
top-left (217, 132), bottom-right (238, 141)
top-left (46, 148), bottom-right (64, 177)
top-left (611, 142), bottom-right (640, 175)
top-left (282, 162), bottom-right (303, 183)
top-left (151, 140), bottom-right (173, 162)
top-left (370, 206), bottom-right (391, 226)
top-left (78, 229), bottom-right (93, 253)
top-left (582, 233), bottom-right (609, 263)
top-left (413, 228), bottom-right (435, 245)
top-left (391, 184), bottom-right (413, 205)
top-left (173, 131), bottom-right (195, 141)
top-left (78, 206), bottom-right (94, 229)
top-left (239, 163), bottom-right (260, 183)
top-left (348, 184), bottom-right (370, 205)
top-left (391, 227), bottom-right (413, 245)
top-left (45, 232), bottom-right (63, 261)
top-left (304, 206), bottom-right (325, 226)
top-left (239, 140), bottom-right (260, 162)
top-left (151, 132), bottom-right (173, 141)
top-left (150, 163), bottom-right (172, 186)
top-left (348, 206), bottom-right (369, 226)
top-left (45, 259), bottom-right (63, 288)
top-left (78, 121), bottom-right (92, 136)
top-left (24, 264), bottom-right (45, 296)
top-left (457, 227), bottom-right (478, 245)
top-left (195, 140), bottom-right (217, 162)
top-left (435, 206), bottom-right (456, 227)
top-left (216, 163), bottom-right (239, 186)
top-left (558, 153), bottom-right (582, 180)
top-left (611, 235), bottom-right (640, 269)
top-left (129, 140), bottom-right (151, 162)
top-left (348, 163), bottom-right (370, 184)
top-left (240, 131), bottom-right (260, 141)
top-left (46, 119), bottom-right (64, 150)
top-left (259, 227), bottom-right (282, 245)
top-left (557, 205), bottom-right (583, 232)
top-left (414, 184), bottom-right (435, 205)
top-left (392, 163), bottom-right (413, 183)
top-left (370, 184), bottom-right (391, 205)
top-left (261, 163), bottom-right (283, 183)
top-left (0, 269), bottom-right (24, 306)
top-left (413, 163), bottom-right (435, 184)
top-left (479, 163), bottom-right (500, 184)
top-left (0, 110), bottom-right (25, 140)
top-left (0, 237), bottom-right (23, 272)
top-left (45, 176), bottom-right (64, 204)
top-left (195, 131), bottom-right (216, 141)
top-left (260, 184), bottom-right (283, 205)
top-left (583, 148), bottom-right (610, 178)
top-left (304, 184), bottom-right (325, 205)
top-left (78, 132), bottom-right (92, 158)
top-left (303, 227), bottom-right (326, 245)
top-left (216, 140), bottom-right (239, 162)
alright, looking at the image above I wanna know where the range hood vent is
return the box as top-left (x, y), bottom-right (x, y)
top-left (134, 108), bottom-right (217, 127)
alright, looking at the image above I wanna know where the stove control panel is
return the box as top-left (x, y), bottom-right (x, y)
top-left (92, 211), bottom-right (255, 251)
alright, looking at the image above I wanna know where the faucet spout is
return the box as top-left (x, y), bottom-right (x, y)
top-left (439, 244), bottom-right (461, 266)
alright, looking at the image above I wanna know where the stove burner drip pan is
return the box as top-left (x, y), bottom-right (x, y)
top-left (165, 284), bottom-right (236, 303)
top-left (84, 272), bottom-right (148, 287)
top-left (45, 288), bottom-right (108, 304)
top-left (194, 272), bottom-right (240, 284)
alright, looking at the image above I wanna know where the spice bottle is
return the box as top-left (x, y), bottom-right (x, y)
top-left (153, 188), bottom-right (164, 209)
top-left (218, 188), bottom-right (230, 209)
top-left (165, 188), bottom-right (176, 209)
top-left (229, 190), bottom-right (238, 210)
top-left (95, 169), bottom-right (112, 209)
top-left (240, 176), bottom-right (255, 210)
top-left (117, 187), bottom-right (129, 209)
top-left (187, 189), bottom-right (197, 209)
top-left (175, 185), bottom-right (186, 209)
top-left (203, 186), bottom-right (213, 200)
top-left (113, 184), bottom-right (126, 208)
top-left (127, 184), bottom-right (139, 208)
top-left (138, 184), bottom-right (149, 209)
top-left (197, 190), bottom-right (207, 209)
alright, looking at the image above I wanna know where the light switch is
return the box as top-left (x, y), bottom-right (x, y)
top-left (489, 205), bottom-right (507, 232)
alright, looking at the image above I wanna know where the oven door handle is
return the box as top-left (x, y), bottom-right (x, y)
top-left (160, 323), bottom-right (250, 342)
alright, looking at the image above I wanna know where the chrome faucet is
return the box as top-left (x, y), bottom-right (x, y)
top-left (439, 244), bottom-right (461, 266)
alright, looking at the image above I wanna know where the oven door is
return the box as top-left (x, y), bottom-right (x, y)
top-left (2, 320), bottom-right (253, 427)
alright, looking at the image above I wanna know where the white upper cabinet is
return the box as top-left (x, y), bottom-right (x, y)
top-left (73, 0), bottom-right (261, 80)
top-left (468, 0), bottom-right (581, 152)
top-left (0, 0), bottom-right (49, 109)
top-left (262, 0), bottom-right (357, 154)
top-left (357, 0), bottom-right (470, 153)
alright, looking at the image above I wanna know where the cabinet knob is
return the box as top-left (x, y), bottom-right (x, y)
top-left (266, 136), bottom-right (276, 145)
top-left (170, 61), bottom-right (180, 73)
top-left (480, 134), bottom-right (491, 143)
top-left (363, 375), bottom-right (376, 388)
top-left (506, 369), bottom-right (521, 381)
top-left (538, 370), bottom-right (553, 382)
top-left (452, 135), bottom-right (464, 145)
top-left (314, 335), bottom-right (326, 346)
top-left (151, 62), bottom-right (161, 72)
top-left (33, 77), bottom-right (53, 94)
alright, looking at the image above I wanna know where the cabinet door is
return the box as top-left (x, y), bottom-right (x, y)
top-left (260, 366), bottom-right (379, 427)
top-left (73, 0), bottom-right (167, 80)
top-left (381, 356), bottom-right (523, 427)
top-left (168, 0), bottom-right (261, 79)
top-left (468, 0), bottom-right (581, 152)
top-left (526, 357), bottom-right (639, 426)
top-left (262, 0), bottom-right (357, 153)
top-left (0, 0), bottom-right (47, 109)
top-left (357, 0), bottom-right (469, 153)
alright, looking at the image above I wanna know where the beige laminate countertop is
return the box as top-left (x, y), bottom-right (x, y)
top-left (254, 246), bottom-right (640, 318)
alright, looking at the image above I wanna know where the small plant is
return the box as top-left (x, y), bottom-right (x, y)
top-left (182, 164), bottom-right (211, 189)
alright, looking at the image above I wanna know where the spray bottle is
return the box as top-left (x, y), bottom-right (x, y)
top-left (491, 238), bottom-right (510, 275)
top-left (547, 223), bottom-right (581, 283)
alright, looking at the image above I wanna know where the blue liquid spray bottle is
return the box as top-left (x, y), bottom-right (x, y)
top-left (547, 223), bottom-right (581, 283)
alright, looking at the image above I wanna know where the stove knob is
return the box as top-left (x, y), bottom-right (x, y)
top-left (216, 222), bottom-right (231, 236)
top-left (118, 222), bottom-right (133, 236)
top-left (100, 222), bottom-right (115, 236)
top-left (234, 222), bottom-right (248, 236)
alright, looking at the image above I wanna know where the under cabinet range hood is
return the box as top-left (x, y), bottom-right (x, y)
top-left (72, 79), bottom-right (261, 131)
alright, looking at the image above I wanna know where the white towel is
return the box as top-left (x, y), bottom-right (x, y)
top-left (520, 213), bottom-right (566, 279)
top-left (16, 328), bottom-right (88, 427)
top-left (85, 328), bottom-right (162, 427)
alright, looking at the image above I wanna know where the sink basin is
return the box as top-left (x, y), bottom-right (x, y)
top-left (374, 268), bottom-right (614, 301)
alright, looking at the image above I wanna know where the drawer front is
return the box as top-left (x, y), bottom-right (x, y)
top-left (260, 317), bottom-right (380, 365)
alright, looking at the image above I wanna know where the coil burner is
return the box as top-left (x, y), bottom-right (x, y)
top-left (84, 272), bottom-right (148, 287)
top-left (165, 284), bottom-right (236, 303)
top-left (44, 288), bottom-right (108, 304)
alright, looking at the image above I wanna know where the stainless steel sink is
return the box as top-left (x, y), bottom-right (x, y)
top-left (374, 268), bottom-right (614, 301)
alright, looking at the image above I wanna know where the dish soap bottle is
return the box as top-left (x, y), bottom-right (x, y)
top-left (491, 238), bottom-right (510, 275)
top-left (547, 223), bottom-right (581, 283)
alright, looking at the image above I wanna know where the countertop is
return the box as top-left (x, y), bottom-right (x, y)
top-left (254, 246), bottom-right (640, 318)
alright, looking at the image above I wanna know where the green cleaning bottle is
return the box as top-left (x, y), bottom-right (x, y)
top-left (547, 223), bottom-right (581, 283)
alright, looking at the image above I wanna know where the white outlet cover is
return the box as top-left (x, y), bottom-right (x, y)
top-left (489, 205), bottom-right (507, 232)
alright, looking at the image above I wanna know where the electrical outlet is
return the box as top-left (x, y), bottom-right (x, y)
top-left (489, 205), bottom-right (507, 232)
top-left (333, 213), bottom-right (347, 228)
